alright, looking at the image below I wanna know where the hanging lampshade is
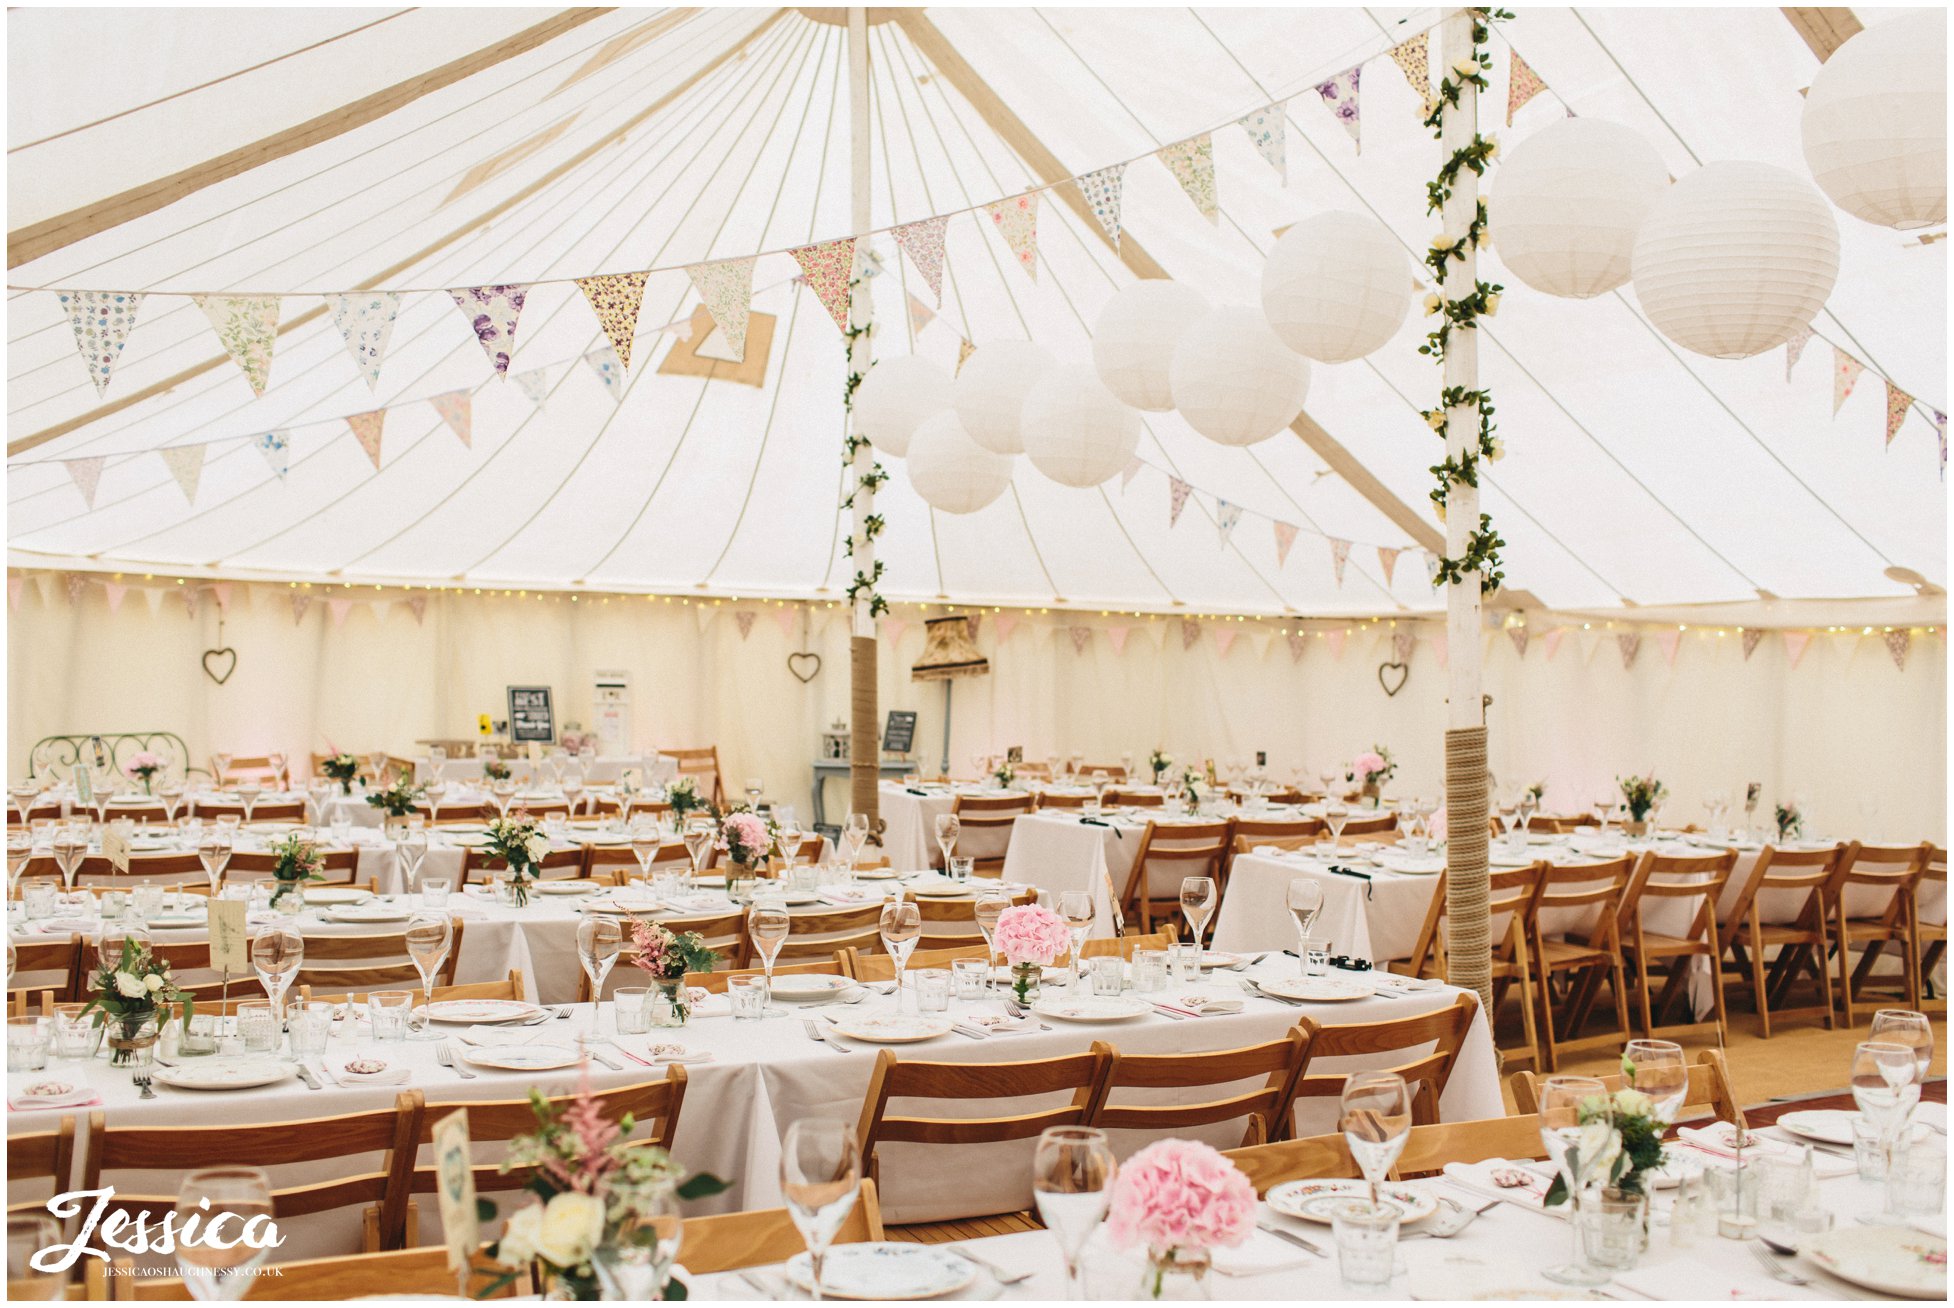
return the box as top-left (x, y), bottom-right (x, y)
top-left (851, 355), bottom-right (952, 457)
top-left (1169, 305), bottom-right (1311, 447)
top-left (903, 412), bottom-right (1014, 514)
top-left (1020, 364), bottom-right (1141, 487)
top-left (1802, 11), bottom-right (1947, 230)
top-left (1091, 280), bottom-right (1209, 410)
top-left (1489, 118), bottom-right (1670, 298)
top-left (1260, 211), bottom-right (1412, 361)
top-left (952, 341), bottom-right (1054, 454)
top-left (1631, 162), bottom-right (1840, 359)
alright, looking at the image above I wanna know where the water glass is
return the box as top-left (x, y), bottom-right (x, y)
top-left (22, 882), bottom-right (56, 920)
top-left (1332, 1199), bottom-right (1399, 1288)
top-left (1130, 948), bottom-right (1168, 993)
top-left (948, 856), bottom-right (974, 882)
top-left (1708, 1163), bottom-right (1758, 1239)
top-left (788, 865), bottom-right (819, 893)
top-left (7, 1016), bottom-right (50, 1072)
top-left (1577, 1190), bottom-right (1645, 1270)
top-left (50, 1005), bottom-right (102, 1061)
top-left (913, 969), bottom-right (952, 1014)
top-left (1754, 1156), bottom-right (1815, 1247)
top-left (727, 975), bottom-right (768, 1020)
top-left (367, 991), bottom-right (412, 1042)
top-left (614, 987), bottom-right (653, 1035)
top-left (1089, 955), bottom-right (1125, 997)
top-left (131, 885), bottom-right (164, 921)
top-left (1306, 944), bottom-right (1332, 977)
top-left (1888, 1136), bottom-right (1946, 1217)
top-left (1167, 942), bottom-right (1202, 983)
top-left (235, 1001), bottom-right (278, 1054)
top-left (420, 877), bottom-right (451, 909)
top-left (288, 1002), bottom-right (332, 1059)
top-left (951, 957), bottom-right (990, 1000)
top-left (1852, 1116), bottom-right (1887, 1182)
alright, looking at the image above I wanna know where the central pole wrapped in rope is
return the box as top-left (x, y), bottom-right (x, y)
top-left (845, 7), bottom-right (881, 842)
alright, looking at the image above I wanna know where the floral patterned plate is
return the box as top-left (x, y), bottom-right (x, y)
top-left (327, 902), bottom-right (413, 923)
top-left (828, 1015), bottom-right (955, 1044)
top-left (785, 1243), bottom-right (974, 1300)
top-left (1800, 1227), bottom-right (1946, 1299)
top-left (1267, 1178), bottom-right (1438, 1225)
top-left (152, 1059), bottom-right (294, 1092)
top-left (1031, 995), bottom-right (1151, 1022)
top-left (459, 1043), bottom-right (581, 1072)
top-left (304, 887), bottom-right (372, 905)
top-left (421, 999), bottom-right (539, 1025)
top-left (1255, 975), bottom-right (1374, 1002)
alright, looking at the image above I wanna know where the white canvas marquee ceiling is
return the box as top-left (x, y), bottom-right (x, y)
top-left (6, 6), bottom-right (1945, 622)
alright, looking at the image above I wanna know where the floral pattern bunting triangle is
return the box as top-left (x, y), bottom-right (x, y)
top-left (575, 271), bottom-right (649, 371)
top-left (1617, 632), bottom-right (1642, 669)
top-left (347, 411), bottom-right (386, 470)
top-left (583, 348), bottom-right (624, 403)
top-left (1506, 48), bottom-right (1546, 124)
top-left (66, 457), bottom-right (106, 509)
top-left (734, 610), bottom-right (757, 640)
top-left (1376, 546), bottom-right (1400, 586)
top-left (429, 390), bottom-right (472, 447)
top-left (255, 431), bottom-right (291, 479)
top-left (1784, 325), bottom-right (1814, 381)
top-left (1273, 521), bottom-right (1298, 566)
top-left (1936, 410), bottom-right (1947, 481)
top-left (291, 592), bottom-right (312, 625)
top-left (1314, 66), bottom-right (1362, 150)
top-left (1542, 628), bottom-right (1565, 661)
top-left (325, 292), bottom-right (400, 393)
top-left (1237, 106), bottom-right (1287, 182)
top-left (1508, 626), bottom-right (1530, 658)
top-left (1832, 347), bottom-right (1864, 415)
top-left (1330, 537), bottom-right (1351, 587)
top-left (1741, 627), bottom-right (1765, 661)
top-left (194, 295), bottom-right (280, 396)
top-left (1070, 626), bottom-right (1092, 654)
top-left (1180, 619), bottom-right (1202, 651)
top-left (1885, 629), bottom-right (1910, 671)
top-left (1885, 381), bottom-right (1913, 446)
top-left (892, 216), bottom-right (948, 302)
top-left (512, 368), bottom-right (550, 407)
top-left (1215, 500), bottom-right (1242, 546)
top-left (985, 192), bottom-right (1039, 281)
top-left (1387, 33), bottom-right (1437, 117)
top-left (1078, 163), bottom-right (1127, 247)
top-left (59, 290), bottom-right (144, 397)
top-left (449, 284), bottom-right (528, 376)
top-left (1156, 135), bottom-right (1218, 222)
top-left (1167, 477), bottom-right (1192, 526)
top-left (790, 237), bottom-right (858, 333)
top-left (686, 257), bottom-right (755, 362)
top-left (160, 444), bottom-right (206, 505)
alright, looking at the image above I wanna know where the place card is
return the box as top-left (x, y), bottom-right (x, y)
top-left (431, 1108), bottom-right (480, 1283)
top-left (208, 898), bottom-right (249, 972)
top-left (102, 829), bottom-right (131, 872)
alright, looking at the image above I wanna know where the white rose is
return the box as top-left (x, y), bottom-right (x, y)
top-left (1429, 233), bottom-right (1457, 252)
top-left (535, 1192), bottom-right (605, 1268)
top-left (525, 834), bottom-right (550, 863)
top-left (499, 1202), bottom-right (544, 1267)
top-left (1425, 410), bottom-right (1446, 431)
top-left (1488, 438), bottom-right (1506, 462)
top-left (1482, 293), bottom-right (1501, 317)
top-left (1474, 227), bottom-right (1491, 249)
top-left (144, 974), bottom-right (165, 992)
top-left (115, 973), bottom-right (148, 999)
top-left (1423, 292), bottom-right (1442, 316)
top-left (1450, 56), bottom-right (1480, 78)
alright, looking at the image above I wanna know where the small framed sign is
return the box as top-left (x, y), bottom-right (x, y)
top-left (506, 686), bottom-right (556, 744)
top-left (882, 710), bottom-right (918, 755)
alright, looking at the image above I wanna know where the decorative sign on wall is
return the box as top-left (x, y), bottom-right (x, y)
top-left (505, 686), bottom-right (556, 744)
top-left (882, 710), bottom-right (918, 755)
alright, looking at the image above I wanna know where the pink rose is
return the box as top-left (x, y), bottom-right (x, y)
top-left (991, 904), bottom-right (1071, 966)
top-left (1106, 1139), bottom-right (1256, 1255)
top-left (1428, 806), bottom-right (1447, 841)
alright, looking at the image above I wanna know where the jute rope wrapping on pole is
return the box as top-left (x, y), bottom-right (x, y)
top-left (844, 8), bottom-right (882, 844)
top-left (849, 634), bottom-right (881, 841)
top-left (1443, 724), bottom-right (1493, 1016)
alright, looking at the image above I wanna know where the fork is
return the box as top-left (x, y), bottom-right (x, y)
top-left (801, 1019), bottom-right (848, 1054)
top-left (1748, 1242), bottom-right (1811, 1287)
top-left (133, 1074), bottom-right (156, 1100)
top-left (948, 1244), bottom-right (1035, 1286)
top-left (435, 1041), bottom-right (476, 1079)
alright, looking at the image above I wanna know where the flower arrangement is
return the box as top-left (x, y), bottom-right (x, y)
top-left (1775, 801), bottom-right (1804, 841)
top-left (123, 751), bottom-right (165, 795)
top-left (484, 1070), bottom-right (728, 1300)
top-left (1148, 749), bottom-right (1173, 784)
top-left (665, 776), bottom-right (703, 819)
top-left (320, 752), bottom-right (360, 794)
top-left (992, 903), bottom-right (1070, 1003)
top-left (267, 832), bottom-right (326, 912)
top-left (626, 920), bottom-right (722, 983)
top-left (1542, 1070), bottom-right (1664, 1207)
top-left (1525, 780), bottom-right (1546, 804)
top-left (992, 759), bottom-right (1016, 789)
top-left (484, 810), bottom-right (550, 907)
top-left (1106, 1139), bottom-right (1256, 1296)
top-left (1348, 747), bottom-right (1396, 791)
top-left (1617, 773), bottom-right (1668, 823)
top-left (364, 775), bottom-right (426, 819)
top-left (716, 806), bottom-right (778, 870)
top-left (1178, 766), bottom-right (1203, 809)
top-left (483, 757), bottom-right (512, 782)
top-left (82, 936), bottom-right (188, 1065)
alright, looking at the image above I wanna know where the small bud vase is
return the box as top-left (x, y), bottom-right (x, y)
top-left (1140, 1248), bottom-right (1211, 1300)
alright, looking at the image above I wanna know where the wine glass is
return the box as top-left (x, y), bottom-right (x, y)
top-left (973, 892), bottom-right (1011, 993)
top-left (1031, 1125), bottom-right (1117, 1301)
top-left (1058, 891), bottom-right (1094, 987)
top-left (1516, 789), bottom-right (1538, 839)
top-left (250, 927), bottom-right (303, 1023)
top-left (174, 1167), bottom-right (274, 1301)
top-left (405, 911), bottom-right (453, 1040)
top-left (1851, 1041), bottom-right (1922, 1150)
top-left (211, 753), bottom-right (234, 785)
top-left (1287, 878), bottom-right (1324, 967)
top-left (560, 771), bottom-right (584, 818)
top-left (9, 782), bottom-right (40, 828)
top-left (577, 916), bottom-right (623, 1040)
top-left (490, 779), bottom-right (518, 821)
top-left (749, 905), bottom-right (791, 1010)
top-left (1179, 876), bottom-right (1217, 953)
top-left (236, 780), bottom-right (262, 826)
top-left (429, 746), bottom-right (447, 785)
top-left (368, 752), bottom-right (390, 785)
top-left (7, 1215), bottom-right (63, 1301)
top-left (51, 825), bottom-right (87, 892)
top-left (681, 818), bottom-right (715, 885)
top-left (844, 812), bottom-right (870, 869)
top-left (592, 1182), bottom-right (683, 1300)
top-left (197, 831), bottom-right (233, 896)
top-left (1341, 1070), bottom-right (1413, 1207)
top-left (1869, 1009), bottom-right (1934, 1083)
top-left (878, 899), bottom-right (921, 1013)
top-left (780, 1120), bottom-right (862, 1303)
top-left (933, 813), bottom-right (960, 871)
top-left (629, 820), bottom-right (662, 885)
top-left (776, 805), bottom-right (804, 867)
top-left (158, 780), bottom-right (185, 825)
top-left (1537, 1075), bottom-right (1613, 1286)
top-left (1590, 793), bottom-right (1614, 837)
top-left (398, 827), bottom-right (428, 892)
top-left (1322, 802), bottom-right (1349, 855)
top-left (98, 926), bottom-right (151, 973)
top-left (1622, 1039), bottom-right (1689, 1126)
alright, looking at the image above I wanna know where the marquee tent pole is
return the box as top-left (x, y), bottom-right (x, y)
top-left (846, 6), bottom-right (882, 840)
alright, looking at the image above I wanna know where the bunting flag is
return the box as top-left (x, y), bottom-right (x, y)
top-left (1376, 546), bottom-right (1400, 586)
top-left (326, 292), bottom-right (400, 392)
top-left (1742, 627), bottom-right (1765, 661)
top-left (194, 295), bottom-right (280, 396)
top-left (1542, 627), bottom-right (1566, 661)
top-left (1936, 410), bottom-right (1947, 481)
top-left (985, 193), bottom-right (1039, 281)
top-left (7, 576), bottom-right (22, 612)
top-left (430, 391), bottom-right (472, 447)
top-left (211, 582), bottom-right (232, 612)
top-left (1783, 630), bottom-right (1811, 669)
top-left (956, 338), bottom-right (977, 375)
top-left (181, 587), bottom-right (200, 620)
top-left (966, 612), bottom-right (982, 641)
top-left (254, 431), bottom-right (291, 479)
top-left (892, 216), bottom-right (948, 302)
top-left (1077, 164), bottom-right (1127, 247)
top-left (1273, 521), bottom-right (1298, 567)
top-left (66, 457), bottom-right (106, 509)
top-left (142, 587), bottom-right (165, 617)
top-left (328, 598), bottom-right (353, 628)
top-left (773, 606), bottom-right (798, 640)
top-left (1387, 33), bottom-right (1437, 117)
top-left (449, 284), bottom-right (528, 375)
top-left (1313, 66), bottom-right (1362, 150)
top-left (1070, 626), bottom-right (1092, 654)
top-left (59, 290), bottom-right (144, 397)
top-left (512, 367), bottom-right (550, 407)
top-left (686, 258), bottom-right (756, 362)
top-left (64, 573), bottom-right (89, 605)
top-left (1324, 628), bottom-right (1347, 660)
top-left (1156, 135), bottom-right (1218, 222)
top-left (1330, 537), bottom-right (1351, 587)
top-left (1392, 631), bottom-right (1416, 664)
top-left (1432, 633), bottom-right (1449, 669)
top-left (575, 271), bottom-right (649, 371)
top-left (1286, 632), bottom-right (1308, 663)
top-left (1507, 626), bottom-right (1530, 658)
top-left (1885, 628), bottom-right (1911, 671)
top-left (1885, 381), bottom-right (1913, 446)
top-left (1506, 48), bottom-right (1546, 124)
top-left (347, 411), bottom-right (386, 470)
top-left (791, 237), bottom-right (858, 333)
top-left (583, 349), bottom-right (624, 403)
top-left (1617, 632), bottom-right (1642, 669)
top-left (1168, 477), bottom-right (1192, 526)
top-left (907, 293), bottom-right (936, 336)
top-left (1106, 625), bottom-right (1130, 656)
top-left (882, 616), bottom-right (908, 647)
top-left (1213, 628), bottom-right (1239, 658)
top-left (103, 582), bottom-right (127, 614)
top-left (407, 594), bottom-right (428, 625)
top-left (994, 612), bottom-right (1018, 642)
top-left (1120, 458), bottom-right (1142, 491)
top-left (1833, 347), bottom-right (1865, 414)
top-left (1180, 618), bottom-right (1202, 651)
top-left (1784, 325), bottom-right (1814, 381)
top-left (734, 610), bottom-right (757, 640)
top-left (160, 444), bottom-right (206, 505)
top-left (1215, 500), bottom-right (1243, 546)
top-left (1423, 551), bottom-right (1442, 587)
top-left (369, 597), bottom-right (393, 624)
top-left (1656, 629), bottom-right (1681, 667)
top-left (1237, 106), bottom-right (1287, 182)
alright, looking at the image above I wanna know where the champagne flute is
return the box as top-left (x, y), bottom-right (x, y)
top-left (561, 769), bottom-right (585, 818)
top-left (1031, 1125), bottom-right (1117, 1301)
top-left (51, 825), bottom-right (88, 892)
top-left (681, 818), bottom-right (715, 886)
top-left (158, 781), bottom-right (185, 826)
top-left (6, 831), bottom-right (30, 900)
top-left (1622, 1038), bottom-right (1689, 1126)
top-left (878, 899), bottom-right (921, 1013)
top-left (1341, 1070), bottom-right (1413, 1207)
top-left (405, 911), bottom-right (452, 1040)
top-left (398, 828), bottom-right (428, 893)
top-left (973, 891), bottom-right (1011, 993)
top-left (1058, 891), bottom-right (1094, 988)
top-left (1179, 876), bottom-right (1217, 954)
top-left (197, 832), bottom-right (232, 896)
top-left (211, 753), bottom-right (234, 785)
top-left (629, 820), bottom-right (662, 885)
top-left (250, 927), bottom-right (303, 1024)
top-left (1537, 1075), bottom-right (1613, 1286)
top-left (933, 812), bottom-right (960, 871)
top-left (174, 1167), bottom-right (273, 1301)
top-left (780, 1120), bottom-right (861, 1303)
top-left (749, 905), bottom-right (791, 1010)
top-left (577, 916), bottom-right (623, 1040)
top-left (844, 812), bottom-right (870, 872)
top-left (98, 926), bottom-right (151, 973)
top-left (1322, 802), bottom-right (1350, 855)
top-left (7, 1214), bottom-right (63, 1301)
top-left (236, 781), bottom-right (261, 826)
top-left (776, 805), bottom-right (804, 867)
top-left (1287, 878), bottom-right (1324, 969)
top-left (9, 782), bottom-right (40, 828)
top-left (428, 745), bottom-right (447, 786)
top-left (424, 778), bottom-right (446, 827)
top-left (1869, 1009), bottom-right (1934, 1083)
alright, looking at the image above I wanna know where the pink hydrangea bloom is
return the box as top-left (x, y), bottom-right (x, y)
top-left (1106, 1139), bottom-right (1256, 1255)
top-left (1428, 806), bottom-right (1447, 841)
top-left (719, 811), bottom-right (769, 855)
top-left (991, 903), bottom-right (1071, 966)
top-left (1350, 751), bottom-right (1387, 780)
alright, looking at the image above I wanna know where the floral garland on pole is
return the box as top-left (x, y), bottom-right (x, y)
top-left (840, 271), bottom-right (889, 618)
top-left (1417, 7), bottom-right (1511, 593)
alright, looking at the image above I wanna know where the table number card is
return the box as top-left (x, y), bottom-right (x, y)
top-left (102, 829), bottom-right (131, 872)
top-left (208, 899), bottom-right (250, 973)
top-left (432, 1108), bottom-right (480, 1279)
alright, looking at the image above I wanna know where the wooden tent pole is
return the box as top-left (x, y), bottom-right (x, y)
top-left (846, 6), bottom-right (882, 840)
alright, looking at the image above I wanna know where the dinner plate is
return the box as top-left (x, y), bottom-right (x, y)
top-left (1801, 1227), bottom-right (1947, 1299)
top-left (749, 888), bottom-right (822, 907)
top-left (328, 902), bottom-right (413, 923)
top-left (304, 887), bottom-right (373, 906)
top-left (461, 1043), bottom-right (582, 1072)
top-left (1031, 994), bottom-right (1151, 1022)
top-left (1776, 1109), bottom-right (1930, 1148)
top-left (535, 880), bottom-right (602, 895)
top-left (153, 1058), bottom-right (294, 1092)
top-left (828, 1015), bottom-right (955, 1043)
top-left (442, 833), bottom-right (493, 848)
top-left (1255, 975), bottom-right (1374, 1002)
top-left (906, 878), bottom-right (974, 898)
top-left (421, 998), bottom-right (539, 1025)
top-left (1197, 950), bottom-right (1246, 969)
top-left (766, 974), bottom-right (853, 1001)
top-left (1267, 1179), bottom-right (1438, 1225)
top-left (784, 1243), bottom-right (974, 1301)
top-left (579, 898), bottom-right (662, 916)
top-left (852, 867), bottom-right (901, 880)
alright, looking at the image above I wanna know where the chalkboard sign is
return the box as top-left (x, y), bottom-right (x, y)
top-left (506, 686), bottom-right (556, 744)
top-left (882, 710), bottom-right (918, 754)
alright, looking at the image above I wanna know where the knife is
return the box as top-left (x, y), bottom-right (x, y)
top-left (295, 1064), bottom-right (323, 1091)
top-left (1255, 1221), bottom-right (1326, 1257)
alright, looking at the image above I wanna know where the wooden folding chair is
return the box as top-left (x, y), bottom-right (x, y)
top-left (1833, 841), bottom-right (1930, 1023)
top-left (1719, 843), bottom-right (1844, 1037)
top-left (460, 844), bottom-right (584, 885)
top-left (845, 944), bottom-right (989, 983)
top-left (1392, 863), bottom-right (1544, 1070)
top-left (681, 1181), bottom-right (885, 1273)
top-left (1530, 857), bottom-right (1635, 1071)
top-left (1618, 849), bottom-right (1738, 1043)
top-left (9, 934), bottom-right (81, 1011)
top-left (1120, 820), bottom-right (1232, 934)
top-left (1510, 1048), bottom-right (1745, 1127)
top-left (211, 754), bottom-right (291, 789)
top-left (1076, 928), bottom-right (1178, 961)
top-left (74, 852), bottom-right (206, 889)
top-left (225, 847), bottom-right (360, 888)
top-left (948, 794), bottom-right (1033, 875)
top-left (686, 955), bottom-right (855, 992)
top-left (658, 747), bottom-right (724, 807)
top-left (1088, 1028), bottom-right (1309, 1148)
top-left (144, 940), bottom-right (270, 1008)
top-left (1290, 993), bottom-right (1479, 1129)
top-left (291, 926), bottom-right (465, 998)
top-left (587, 839), bottom-right (688, 883)
top-left (910, 889), bottom-right (1034, 949)
top-left (1228, 818), bottom-right (1323, 877)
top-left (1221, 1132), bottom-right (1360, 1193)
top-left (302, 970), bottom-right (527, 1008)
top-left (8, 1115), bottom-right (76, 1223)
top-left (767, 904), bottom-right (887, 967)
top-left (118, 1246), bottom-right (526, 1299)
top-left (1232, 832), bottom-right (1318, 859)
top-left (585, 912), bottom-right (748, 1000)
top-left (1340, 813), bottom-right (1400, 842)
top-left (190, 798), bottom-right (307, 822)
top-left (1107, 789), bottom-right (1164, 807)
top-left (1225, 1113), bottom-right (1549, 1192)
top-left (1920, 845), bottom-right (1947, 1012)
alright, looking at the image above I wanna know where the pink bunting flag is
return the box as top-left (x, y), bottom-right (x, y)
top-left (734, 611), bottom-right (757, 640)
top-left (1156, 135), bottom-right (1218, 222)
top-left (907, 293), bottom-right (936, 336)
top-left (1833, 347), bottom-right (1865, 415)
top-left (1329, 538), bottom-right (1351, 588)
top-left (1286, 632), bottom-right (1308, 663)
top-left (687, 258), bottom-right (757, 362)
top-left (994, 612), bottom-right (1018, 643)
top-left (575, 271), bottom-right (650, 371)
top-left (1324, 628), bottom-right (1347, 660)
top-left (160, 444), bottom-right (206, 505)
top-left (1168, 478), bottom-right (1192, 527)
top-left (883, 617), bottom-right (908, 647)
top-left (1884, 629), bottom-right (1911, 670)
top-left (1431, 633), bottom-right (1449, 669)
top-left (59, 290), bottom-right (145, 397)
top-left (1387, 33), bottom-right (1437, 117)
top-left (211, 582), bottom-right (232, 612)
top-left (1237, 105), bottom-right (1286, 182)
top-left (1783, 630), bottom-right (1811, 669)
top-left (892, 216), bottom-right (948, 302)
top-left (430, 391), bottom-right (472, 448)
top-left (449, 285), bottom-right (528, 375)
top-left (1741, 627), bottom-right (1765, 661)
top-left (1213, 628), bottom-right (1238, 658)
top-left (64, 573), bottom-right (89, 605)
top-left (181, 587), bottom-right (200, 620)
top-left (1617, 632), bottom-right (1642, 669)
top-left (7, 576), bottom-right (23, 612)
top-left (791, 238), bottom-right (858, 334)
top-left (1180, 619), bottom-right (1202, 651)
top-left (1376, 546), bottom-right (1400, 586)
top-left (1078, 164), bottom-right (1126, 247)
top-left (1784, 325), bottom-right (1814, 381)
top-left (1392, 631), bottom-right (1415, 664)
top-left (1313, 66), bottom-right (1362, 151)
top-left (1885, 381), bottom-right (1913, 446)
top-left (347, 411), bottom-right (386, 470)
top-left (1106, 626), bottom-right (1130, 655)
top-left (965, 612), bottom-right (982, 641)
top-left (985, 192), bottom-right (1040, 281)
top-left (66, 457), bottom-right (105, 509)
top-left (1273, 521), bottom-right (1298, 567)
top-left (194, 295), bottom-right (281, 396)
top-left (328, 598), bottom-right (353, 628)
top-left (1506, 48), bottom-right (1546, 124)
top-left (1507, 626), bottom-right (1530, 658)
top-left (1542, 627), bottom-right (1566, 661)
top-left (407, 594), bottom-right (428, 625)
top-left (773, 606), bottom-right (798, 640)
top-left (1070, 626), bottom-right (1092, 654)
top-left (1656, 629), bottom-right (1681, 667)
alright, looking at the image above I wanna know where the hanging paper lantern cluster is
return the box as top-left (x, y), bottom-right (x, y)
top-left (1091, 281), bottom-right (1209, 410)
top-left (1631, 161), bottom-right (1840, 359)
top-left (1261, 211), bottom-right (1413, 360)
top-left (1801, 11), bottom-right (1947, 231)
top-left (852, 356), bottom-right (952, 457)
top-left (953, 341), bottom-right (1053, 454)
top-left (904, 412), bottom-right (1015, 514)
top-left (1168, 305), bottom-right (1311, 447)
top-left (1021, 365), bottom-right (1143, 486)
top-left (1489, 118), bottom-right (1670, 299)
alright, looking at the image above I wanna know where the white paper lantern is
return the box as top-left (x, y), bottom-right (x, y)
top-left (1260, 212), bottom-right (1412, 361)
top-left (904, 412), bottom-right (1014, 514)
top-left (1091, 281), bottom-right (1209, 410)
top-left (1802, 11), bottom-right (1947, 230)
top-left (952, 341), bottom-right (1054, 454)
top-left (1168, 305), bottom-right (1311, 447)
top-left (1631, 162), bottom-right (1840, 360)
top-left (1489, 118), bottom-right (1670, 298)
top-left (851, 355), bottom-right (951, 457)
top-left (1020, 365), bottom-right (1142, 488)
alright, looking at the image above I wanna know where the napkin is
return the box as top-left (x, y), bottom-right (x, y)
top-left (952, 1013), bottom-right (1038, 1039)
top-left (327, 1055), bottom-right (411, 1086)
top-left (816, 886), bottom-right (879, 906)
top-left (9, 1083), bottom-right (102, 1112)
top-left (456, 1025), bottom-right (540, 1048)
top-left (1677, 1123), bottom-right (1856, 1179)
top-left (636, 1042), bottom-right (713, 1064)
top-left (1162, 993), bottom-right (1244, 1016)
top-left (1611, 1263), bottom-right (1791, 1302)
top-left (1439, 1159), bottom-right (1559, 1215)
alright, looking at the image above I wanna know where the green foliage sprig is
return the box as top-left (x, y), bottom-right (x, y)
top-left (841, 272), bottom-right (889, 619)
